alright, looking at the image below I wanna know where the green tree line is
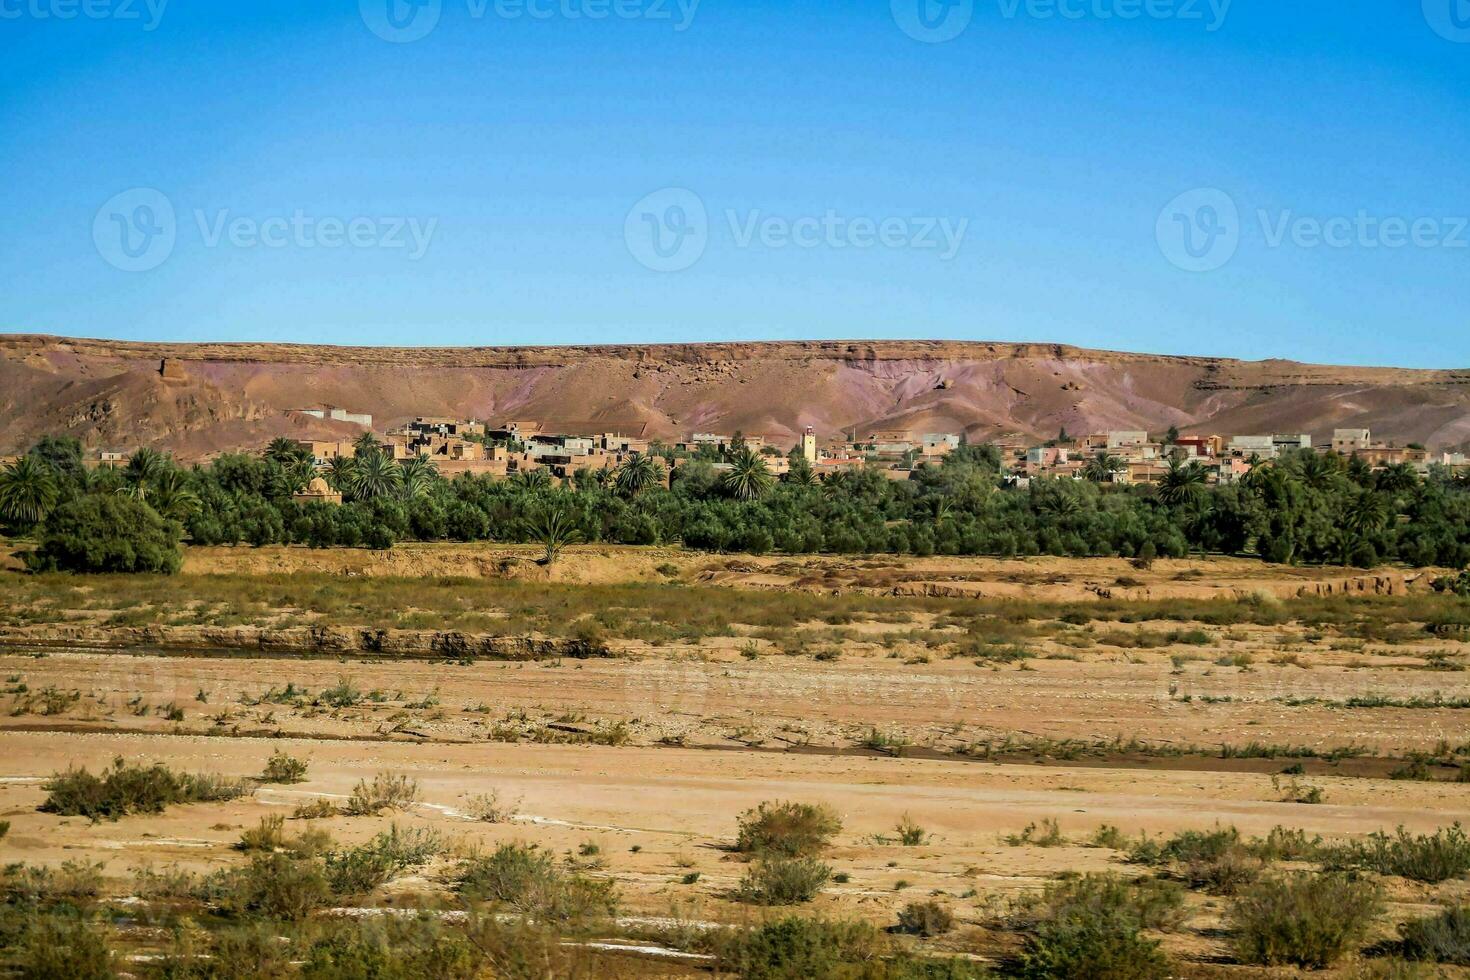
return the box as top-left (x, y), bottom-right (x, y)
top-left (3, 434), bottom-right (1469, 573)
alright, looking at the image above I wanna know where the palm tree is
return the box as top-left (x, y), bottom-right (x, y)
top-left (1375, 462), bottom-right (1419, 495)
top-left (399, 456), bottom-right (438, 500)
top-left (324, 456), bottom-right (357, 493)
top-left (268, 459), bottom-right (314, 498)
top-left (522, 506), bottom-right (583, 565)
top-left (353, 432), bottom-right (383, 459)
top-left (1157, 457), bottom-right (1207, 506)
top-left (1082, 452), bottom-right (1124, 483)
top-left (264, 437), bottom-right (308, 466)
top-left (350, 451), bottom-right (403, 501)
top-left (0, 455), bottom-right (58, 527)
top-left (121, 448), bottom-right (168, 500)
top-left (511, 468), bottom-right (553, 492)
top-left (722, 448), bottom-right (774, 501)
top-left (149, 468), bottom-right (201, 522)
top-left (1339, 489), bottom-right (1389, 564)
top-left (614, 453), bottom-right (661, 497)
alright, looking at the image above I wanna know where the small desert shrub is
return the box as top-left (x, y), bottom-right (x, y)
top-left (237, 814), bottom-right (286, 852)
top-left (714, 916), bottom-right (889, 980)
top-left (736, 800), bottom-right (842, 858)
top-left (895, 814), bottom-right (928, 846)
top-left (1089, 824), bottom-right (1128, 850)
top-left (1, 860), bottom-right (105, 905)
top-left (211, 851), bottom-right (333, 921)
top-left (738, 856), bottom-right (832, 905)
top-left (40, 758), bottom-right (250, 821)
top-left (897, 900), bottom-right (955, 937)
top-left (342, 771), bottom-right (420, 816)
top-left (11, 910), bottom-right (114, 980)
top-left (324, 824), bottom-right (444, 896)
top-left (1323, 824), bottom-right (1470, 883)
top-left (291, 798), bottom-right (338, 820)
top-left (1005, 818), bottom-right (1065, 847)
top-left (1397, 905), bottom-right (1470, 965)
top-left (1015, 874), bottom-right (1187, 935)
top-left (463, 790), bottom-right (518, 823)
top-left (1228, 872), bottom-right (1383, 969)
top-left (458, 842), bottom-right (618, 923)
top-left (1247, 825), bottom-right (1325, 862)
top-left (1014, 875), bottom-right (1174, 980)
top-left (259, 750), bottom-right (308, 784)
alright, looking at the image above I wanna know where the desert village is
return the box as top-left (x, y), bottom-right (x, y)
top-left (245, 403), bottom-right (1470, 488)
top-left (46, 401), bottom-right (1468, 497)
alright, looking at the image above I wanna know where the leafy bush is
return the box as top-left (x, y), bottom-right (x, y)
top-left (1, 860), bottom-right (105, 905)
top-left (41, 758), bottom-right (250, 821)
top-left (325, 825), bottom-right (444, 896)
top-left (292, 798), bottom-right (337, 820)
top-left (25, 494), bottom-right (182, 574)
top-left (210, 851), bottom-right (332, 921)
top-left (1228, 872), bottom-right (1383, 968)
top-left (737, 856), bottom-right (831, 905)
top-left (1323, 824), bottom-right (1470, 884)
top-left (237, 814), bottom-right (286, 852)
top-left (259, 750), bottom-right (308, 784)
top-left (1014, 878), bottom-right (1172, 980)
top-left (714, 917), bottom-right (888, 980)
top-left (11, 909), bottom-right (114, 980)
top-left (458, 842), bottom-right (618, 923)
top-left (736, 800), bottom-right (842, 857)
top-left (1397, 905), bottom-right (1470, 965)
top-left (342, 771), bottom-right (419, 816)
top-left (895, 814), bottom-right (928, 846)
top-left (897, 900), bottom-right (955, 937)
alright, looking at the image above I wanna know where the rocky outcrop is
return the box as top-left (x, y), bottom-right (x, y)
top-left (0, 623), bottom-right (612, 660)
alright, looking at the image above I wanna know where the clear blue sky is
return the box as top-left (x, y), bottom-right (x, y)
top-left (2, 0), bottom-right (1467, 367)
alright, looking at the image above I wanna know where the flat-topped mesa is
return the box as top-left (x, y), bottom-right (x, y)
top-left (5, 333), bottom-right (1465, 380)
top-left (4, 333), bottom-right (1470, 457)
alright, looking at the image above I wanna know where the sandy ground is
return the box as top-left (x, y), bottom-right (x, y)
top-left (4, 549), bottom-right (1470, 974)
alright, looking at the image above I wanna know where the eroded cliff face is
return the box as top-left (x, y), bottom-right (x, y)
top-left (3, 334), bottom-right (1469, 456)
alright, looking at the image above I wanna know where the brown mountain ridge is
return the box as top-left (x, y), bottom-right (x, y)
top-left (3, 334), bottom-right (1470, 457)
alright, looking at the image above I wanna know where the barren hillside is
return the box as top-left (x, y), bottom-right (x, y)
top-left (3, 334), bottom-right (1470, 457)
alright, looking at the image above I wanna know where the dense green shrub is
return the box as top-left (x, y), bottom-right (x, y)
top-left (457, 842), bottom-right (618, 923)
top-left (1323, 824), bottom-right (1470, 883)
top-left (735, 800), bottom-right (842, 857)
top-left (737, 856), bottom-right (832, 905)
top-left (1228, 872), bottom-right (1383, 968)
top-left (259, 750), bottom-right (308, 784)
top-left (1397, 905), bottom-right (1470, 965)
top-left (897, 900), bottom-right (955, 937)
top-left (26, 494), bottom-right (182, 574)
top-left (41, 758), bottom-right (250, 821)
